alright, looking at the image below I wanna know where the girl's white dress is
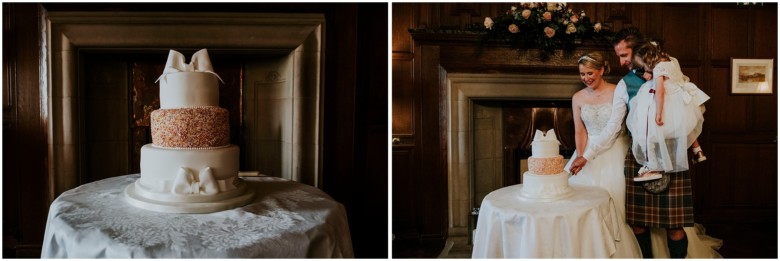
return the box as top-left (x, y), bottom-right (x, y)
top-left (626, 57), bottom-right (710, 172)
top-left (566, 102), bottom-right (643, 258)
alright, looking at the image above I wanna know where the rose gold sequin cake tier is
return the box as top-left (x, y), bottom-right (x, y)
top-left (527, 155), bottom-right (564, 174)
top-left (151, 106), bottom-right (230, 148)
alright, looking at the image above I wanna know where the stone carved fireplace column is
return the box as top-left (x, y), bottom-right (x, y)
top-left (42, 11), bottom-right (325, 201)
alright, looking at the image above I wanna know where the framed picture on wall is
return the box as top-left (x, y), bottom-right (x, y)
top-left (730, 58), bottom-right (774, 95)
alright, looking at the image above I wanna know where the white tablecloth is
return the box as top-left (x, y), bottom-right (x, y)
top-left (41, 174), bottom-right (353, 258)
top-left (472, 184), bottom-right (620, 258)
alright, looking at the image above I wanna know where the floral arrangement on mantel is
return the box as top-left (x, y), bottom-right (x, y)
top-left (480, 2), bottom-right (612, 60)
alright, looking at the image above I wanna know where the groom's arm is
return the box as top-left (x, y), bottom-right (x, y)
top-left (581, 80), bottom-right (629, 161)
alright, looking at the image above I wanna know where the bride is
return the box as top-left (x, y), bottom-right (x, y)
top-left (565, 51), bottom-right (643, 258)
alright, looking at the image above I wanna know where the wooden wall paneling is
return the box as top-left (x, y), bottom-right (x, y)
top-left (2, 3), bottom-right (21, 256)
top-left (750, 4), bottom-right (778, 133)
top-left (393, 3), bottom-right (415, 54)
top-left (709, 68), bottom-right (749, 132)
top-left (82, 56), bottom-right (129, 184)
top-left (708, 143), bottom-right (777, 221)
top-left (605, 3), bottom-right (632, 30)
top-left (421, 3), bottom-right (436, 30)
top-left (439, 3), bottom-right (458, 29)
top-left (418, 44), bottom-right (447, 243)
top-left (322, 2), bottom-right (357, 228)
top-left (391, 2), bottom-right (420, 244)
top-left (392, 60), bottom-right (415, 136)
top-left (392, 3), bottom-right (416, 137)
top-left (354, 4), bottom-right (389, 257)
top-left (752, 4), bottom-right (778, 58)
top-left (753, 94), bottom-right (778, 133)
top-left (391, 147), bottom-right (417, 239)
top-left (661, 4), bottom-right (701, 62)
top-left (2, 3), bottom-right (48, 257)
top-left (711, 6), bottom-right (750, 60)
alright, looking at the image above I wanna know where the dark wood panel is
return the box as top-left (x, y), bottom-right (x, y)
top-left (392, 148), bottom-right (417, 239)
top-left (753, 95), bottom-right (778, 132)
top-left (708, 143), bottom-right (776, 209)
top-left (2, 3), bottom-right (48, 257)
top-left (392, 3), bottom-right (415, 54)
top-left (708, 67), bottom-right (750, 132)
top-left (83, 58), bottom-right (130, 183)
top-left (711, 6), bottom-right (750, 60)
top-left (353, 4), bottom-right (389, 257)
top-left (753, 4), bottom-right (778, 58)
top-left (417, 45), bottom-right (447, 242)
top-left (392, 59), bottom-right (415, 136)
top-left (322, 3), bottom-right (389, 258)
top-left (661, 4), bottom-right (700, 61)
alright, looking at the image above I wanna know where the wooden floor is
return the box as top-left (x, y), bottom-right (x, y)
top-left (392, 221), bottom-right (778, 258)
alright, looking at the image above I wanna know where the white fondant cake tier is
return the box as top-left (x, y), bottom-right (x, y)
top-left (531, 140), bottom-right (560, 157)
top-left (520, 171), bottom-right (574, 201)
top-left (159, 72), bottom-right (219, 109)
top-left (527, 155), bottom-right (565, 174)
top-left (139, 144), bottom-right (240, 194)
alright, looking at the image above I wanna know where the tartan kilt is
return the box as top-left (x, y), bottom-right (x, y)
top-left (624, 148), bottom-right (694, 228)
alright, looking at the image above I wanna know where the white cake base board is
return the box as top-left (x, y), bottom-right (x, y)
top-left (124, 180), bottom-right (255, 214)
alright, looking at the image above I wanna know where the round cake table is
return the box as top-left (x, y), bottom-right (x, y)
top-left (41, 174), bottom-right (353, 258)
top-left (471, 184), bottom-right (621, 258)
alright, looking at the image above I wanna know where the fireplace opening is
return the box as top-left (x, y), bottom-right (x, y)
top-left (470, 99), bottom-right (575, 243)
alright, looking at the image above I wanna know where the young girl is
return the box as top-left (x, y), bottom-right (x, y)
top-left (626, 42), bottom-right (710, 181)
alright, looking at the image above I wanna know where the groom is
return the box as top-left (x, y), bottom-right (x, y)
top-left (614, 28), bottom-right (693, 259)
top-left (570, 28), bottom-right (693, 258)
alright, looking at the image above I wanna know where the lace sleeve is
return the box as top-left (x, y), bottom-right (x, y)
top-left (581, 81), bottom-right (628, 161)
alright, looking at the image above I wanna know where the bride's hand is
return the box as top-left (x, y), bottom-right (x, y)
top-left (570, 156), bottom-right (588, 175)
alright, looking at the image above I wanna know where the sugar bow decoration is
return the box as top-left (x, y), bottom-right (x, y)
top-left (172, 167), bottom-right (219, 195)
top-left (156, 49), bottom-right (224, 83)
top-left (533, 129), bottom-right (561, 144)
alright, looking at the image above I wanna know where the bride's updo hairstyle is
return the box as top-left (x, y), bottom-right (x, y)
top-left (577, 51), bottom-right (610, 75)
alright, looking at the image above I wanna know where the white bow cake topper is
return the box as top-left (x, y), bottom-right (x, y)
top-left (156, 49), bottom-right (224, 84)
top-left (172, 167), bottom-right (220, 195)
top-left (533, 129), bottom-right (561, 144)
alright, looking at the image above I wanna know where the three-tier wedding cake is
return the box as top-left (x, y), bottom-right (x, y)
top-left (520, 129), bottom-right (574, 201)
top-left (125, 49), bottom-right (254, 213)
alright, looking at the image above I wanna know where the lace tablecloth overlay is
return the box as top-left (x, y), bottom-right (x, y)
top-left (472, 184), bottom-right (620, 258)
top-left (42, 174), bottom-right (353, 258)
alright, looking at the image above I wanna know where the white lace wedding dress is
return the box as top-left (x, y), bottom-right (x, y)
top-left (566, 102), bottom-right (643, 258)
top-left (565, 102), bottom-right (723, 258)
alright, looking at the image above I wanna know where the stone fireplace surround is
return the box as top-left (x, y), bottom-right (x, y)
top-left (42, 11), bottom-right (325, 200)
top-left (445, 73), bottom-right (621, 247)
